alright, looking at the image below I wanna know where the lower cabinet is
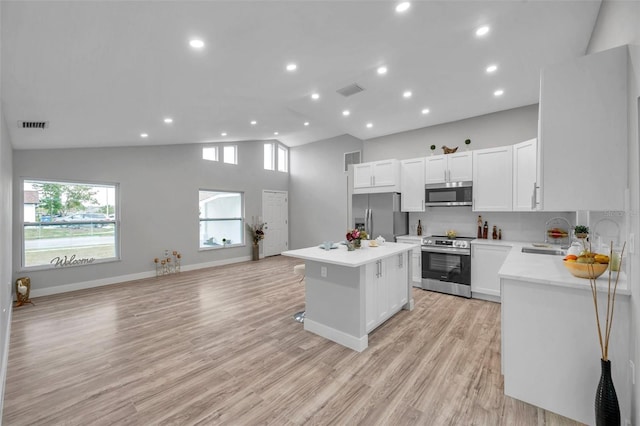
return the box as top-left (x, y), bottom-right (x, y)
top-left (365, 252), bottom-right (408, 332)
top-left (396, 237), bottom-right (422, 286)
top-left (471, 243), bottom-right (511, 302)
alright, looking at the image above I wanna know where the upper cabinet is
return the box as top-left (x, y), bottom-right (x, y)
top-left (512, 138), bottom-right (537, 211)
top-left (537, 45), bottom-right (628, 211)
top-left (425, 152), bottom-right (472, 184)
top-left (473, 146), bottom-right (513, 211)
top-left (400, 158), bottom-right (426, 212)
top-left (353, 159), bottom-right (400, 194)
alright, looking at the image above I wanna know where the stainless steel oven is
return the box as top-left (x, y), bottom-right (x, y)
top-left (421, 236), bottom-right (472, 298)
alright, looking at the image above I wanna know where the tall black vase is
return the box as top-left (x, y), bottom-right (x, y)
top-left (595, 358), bottom-right (620, 426)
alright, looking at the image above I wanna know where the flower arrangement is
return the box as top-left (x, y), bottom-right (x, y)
top-left (346, 228), bottom-right (368, 242)
top-left (247, 222), bottom-right (265, 245)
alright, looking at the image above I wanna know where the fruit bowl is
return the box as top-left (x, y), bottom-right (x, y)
top-left (563, 261), bottom-right (608, 279)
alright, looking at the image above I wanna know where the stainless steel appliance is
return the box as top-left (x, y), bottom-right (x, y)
top-left (352, 193), bottom-right (408, 242)
top-left (424, 181), bottom-right (472, 206)
top-left (421, 235), bottom-right (473, 298)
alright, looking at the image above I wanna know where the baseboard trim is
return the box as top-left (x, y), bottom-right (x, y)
top-left (0, 301), bottom-right (13, 421)
top-left (30, 255), bottom-right (252, 298)
top-left (304, 318), bottom-right (368, 352)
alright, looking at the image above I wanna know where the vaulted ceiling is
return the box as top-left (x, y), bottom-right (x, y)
top-left (1, 1), bottom-right (601, 150)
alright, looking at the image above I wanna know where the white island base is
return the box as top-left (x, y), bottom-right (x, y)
top-left (283, 242), bottom-right (416, 352)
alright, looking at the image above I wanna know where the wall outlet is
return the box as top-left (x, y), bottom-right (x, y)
top-left (321, 266), bottom-right (327, 278)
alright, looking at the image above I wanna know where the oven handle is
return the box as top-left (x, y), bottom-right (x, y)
top-left (421, 246), bottom-right (471, 255)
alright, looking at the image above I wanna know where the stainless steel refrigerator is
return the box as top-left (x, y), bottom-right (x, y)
top-left (352, 192), bottom-right (408, 242)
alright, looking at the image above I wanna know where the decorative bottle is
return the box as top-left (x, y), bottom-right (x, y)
top-left (498, 229), bottom-right (502, 240)
top-left (417, 220), bottom-right (423, 236)
top-left (492, 225), bottom-right (498, 240)
top-left (483, 221), bottom-right (488, 239)
top-left (477, 215), bottom-right (483, 239)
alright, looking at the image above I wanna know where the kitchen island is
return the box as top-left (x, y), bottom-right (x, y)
top-left (282, 242), bottom-right (416, 352)
top-left (499, 246), bottom-right (630, 425)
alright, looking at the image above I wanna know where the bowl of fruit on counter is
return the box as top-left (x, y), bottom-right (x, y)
top-left (563, 251), bottom-right (609, 279)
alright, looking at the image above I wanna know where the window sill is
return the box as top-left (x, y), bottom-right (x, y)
top-left (199, 243), bottom-right (246, 251)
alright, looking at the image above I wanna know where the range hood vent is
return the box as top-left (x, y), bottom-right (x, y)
top-left (18, 121), bottom-right (49, 129)
top-left (337, 83), bottom-right (364, 97)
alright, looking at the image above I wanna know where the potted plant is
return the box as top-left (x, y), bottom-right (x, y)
top-left (574, 225), bottom-right (589, 239)
top-left (429, 145), bottom-right (436, 156)
top-left (247, 222), bottom-right (265, 260)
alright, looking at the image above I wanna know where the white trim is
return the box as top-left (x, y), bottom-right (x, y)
top-left (304, 318), bottom-right (368, 352)
top-left (471, 291), bottom-right (501, 303)
top-left (30, 255), bottom-right (251, 298)
top-left (0, 302), bottom-right (13, 420)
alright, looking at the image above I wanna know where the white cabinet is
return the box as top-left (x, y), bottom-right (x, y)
top-left (472, 146), bottom-right (513, 211)
top-left (512, 138), bottom-right (537, 211)
top-left (396, 236), bottom-right (422, 286)
top-left (471, 243), bottom-right (510, 301)
top-left (425, 152), bottom-right (472, 184)
top-left (400, 158), bottom-right (425, 212)
top-left (365, 253), bottom-right (408, 333)
top-left (537, 45), bottom-right (627, 211)
top-left (353, 159), bottom-right (400, 194)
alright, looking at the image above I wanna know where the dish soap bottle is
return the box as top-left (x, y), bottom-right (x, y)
top-left (417, 220), bottom-right (423, 236)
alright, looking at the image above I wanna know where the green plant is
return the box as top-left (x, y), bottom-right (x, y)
top-left (574, 225), bottom-right (589, 234)
top-left (465, 139), bottom-right (471, 145)
top-left (430, 144), bottom-right (436, 151)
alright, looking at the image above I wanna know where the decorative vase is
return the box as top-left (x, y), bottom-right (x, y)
top-left (595, 358), bottom-right (620, 426)
top-left (354, 239), bottom-right (361, 249)
top-left (347, 241), bottom-right (355, 251)
top-left (576, 232), bottom-right (589, 239)
top-left (252, 243), bottom-right (259, 261)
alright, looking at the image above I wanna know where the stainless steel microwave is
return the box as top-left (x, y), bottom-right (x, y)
top-left (424, 181), bottom-right (473, 206)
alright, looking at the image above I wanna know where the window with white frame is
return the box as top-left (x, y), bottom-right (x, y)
top-left (203, 146), bottom-right (219, 161)
top-left (22, 179), bottom-right (119, 269)
top-left (277, 145), bottom-right (288, 172)
top-left (199, 190), bottom-right (244, 248)
top-left (223, 145), bottom-right (237, 165)
top-left (264, 143), bottom-right (275, 170)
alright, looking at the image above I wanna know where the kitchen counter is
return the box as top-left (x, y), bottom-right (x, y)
top-left (282, 242), bottom-right (415, 352)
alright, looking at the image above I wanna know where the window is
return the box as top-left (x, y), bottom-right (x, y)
top-left (203, 146), bottom-right (219, 161)
top-left (277, 145), bottom-right (288, 172)
top-left (264, 143), bottom-right (275, 170)
top-left (223, 145), bottom-right (237, 164)
top-left (199, 190), bottom-right (244, 249)
top-left (22, 179), bottom-right (119, 270)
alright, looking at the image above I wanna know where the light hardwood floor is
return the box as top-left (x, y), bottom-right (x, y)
top-left (3, 256), bottom-right (582, 425)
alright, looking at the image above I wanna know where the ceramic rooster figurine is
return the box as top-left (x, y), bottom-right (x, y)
top-left (15, 278), bottom-right (34, 307)
top-left (442, 145), bottom-right (458, 154)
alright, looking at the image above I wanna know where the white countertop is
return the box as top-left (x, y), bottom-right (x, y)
top-left (396, 235), bottom-right (423, 241)
top-left (498, 241), bottom-right (629, 296)
top-left (282, 242), bottom-right (419, 267)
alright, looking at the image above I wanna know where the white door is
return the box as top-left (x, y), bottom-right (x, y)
top-left (262, 190), bottom-right (288, 257)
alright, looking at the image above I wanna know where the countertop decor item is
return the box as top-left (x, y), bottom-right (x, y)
top-left (574, 225), bottom-right (589, 239)
top-left (563, 261), bottom-right (608, 279)
top-left (587, 241), bottom-right (626, 426)
top-left (346, 228), bottom-right (368, 249)
top-left (446, 229), bottom-right (457, 239)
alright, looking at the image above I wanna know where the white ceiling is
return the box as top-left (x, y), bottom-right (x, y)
top-left (1, 0), bottom-right (601, 150)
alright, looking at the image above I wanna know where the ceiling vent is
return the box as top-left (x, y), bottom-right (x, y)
top-left (344, 150), bottom-right (361, 172)
top-left (18, 121), bottom-right (49, 129)
top-left (337, 83), bottom-right (364, 97)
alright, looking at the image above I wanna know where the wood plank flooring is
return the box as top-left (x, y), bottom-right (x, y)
top-left (3, 256), bottom-right (582, 425)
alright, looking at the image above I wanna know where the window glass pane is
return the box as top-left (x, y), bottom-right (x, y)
top-left (200, 219), bottom-right (243, 248)
top-left (199, 191), bottom-right (242, 218)
top-left (199, 189), bottom-right (244, 249)
top-left (278, 145), bottom-right (288, 172)
top-left (23, 180), bottom-right (118, 269)
top-left (264, 143), bottom-right (274, 170)
top-left (203, 147), bottom-right (218, 161)
top-left (223, 145), bottom-right (237, 164)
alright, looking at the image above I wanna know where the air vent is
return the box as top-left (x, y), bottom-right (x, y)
top-left (18, 121), bottom-right (49, 129)
top-left (337, 83), bottom-right (364, 97)
top-left (344, 150), bottom-right (361, 172)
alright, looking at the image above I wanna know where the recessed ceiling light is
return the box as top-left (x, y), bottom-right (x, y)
top-left (486, 64), bottom-right (498, 73)
top-left (403, 91), bottom-right (412, 98)
top-left (421, 108), bottom-right (430, 115)
top-left (476, 26), bottom-right (490, 37)
top-left (377, 66), bottom-right (388, 75)
top-left (304, 122), bottom-right (310, 126)
top-left (396, 2), bottom-right (411, 13)
top-left (274, 132), bottom-right (279, 135)
top-left (189, 39), bottom-right (205, 49)
top-left (311, 93), bottom-right (320, 100)
top-left (250, 120), bottom-right (257, 125)
top-left (342, 110), bottom-right (350, 116)
top-left (494, 89), bottom-right (504, 97)
top-left (366, 123), bottom-right (373, 128)
top-left (163, 118), bottom-right (173, 124)
top-left (221, 132), bottom-right (227, 136)
top-left (140, 133), bottom-right (148, 138)
top-left (286, 63), bottom-right (297, 72)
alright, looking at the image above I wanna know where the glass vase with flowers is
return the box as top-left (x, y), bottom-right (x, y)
top-left (346, 229), bottom-right (368, 250)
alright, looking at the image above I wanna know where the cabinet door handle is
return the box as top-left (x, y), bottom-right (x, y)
top-left (531, 182), bottom-right (537, 210)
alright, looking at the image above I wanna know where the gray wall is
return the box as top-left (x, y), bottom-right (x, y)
top-left (587, 1), bottom-right (640, 423)
top-left (363, 104), bottom-right (539, 161)
top-left (12, 141), bottom-right (288, 293)
top-left (289, 134), bottom-right (363, 249)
